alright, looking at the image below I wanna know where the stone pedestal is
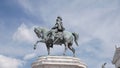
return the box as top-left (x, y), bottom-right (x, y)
top-left (32, 56), bottom-right (87, 68)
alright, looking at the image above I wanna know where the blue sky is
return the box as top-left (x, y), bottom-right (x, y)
top-left (0, 0), bottom-right (120, 68)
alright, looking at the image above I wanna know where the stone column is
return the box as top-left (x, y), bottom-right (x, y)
top-left (32, 56), bottom-right (87, 68)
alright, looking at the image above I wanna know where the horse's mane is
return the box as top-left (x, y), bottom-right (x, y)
top-left (37, 27), bottom-right (49, 32)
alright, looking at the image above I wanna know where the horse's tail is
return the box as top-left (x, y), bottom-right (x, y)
top-left (72, 32), bottom-right (79, 46)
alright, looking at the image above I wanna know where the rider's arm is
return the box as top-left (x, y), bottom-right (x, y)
top-left (52, 23), bottom-right (58, 29)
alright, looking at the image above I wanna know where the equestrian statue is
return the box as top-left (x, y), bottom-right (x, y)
top-left (34, 16), bottom-right (79, 57)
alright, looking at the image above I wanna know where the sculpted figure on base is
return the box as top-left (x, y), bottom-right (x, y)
top-left (34, 16), bottom-right (79, 57)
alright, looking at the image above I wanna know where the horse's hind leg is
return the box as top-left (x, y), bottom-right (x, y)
top-left (63, 43), bottom-right (68, 56)
top-left (68, 43), bottom-right (75, 57)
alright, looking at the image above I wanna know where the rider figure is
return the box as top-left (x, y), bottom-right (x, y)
top-left (52, 16), bottom-right (65, 33)
top-left (50, 16), bottom-right (65, 47)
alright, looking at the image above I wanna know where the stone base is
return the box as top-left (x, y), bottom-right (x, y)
top-left (32, 56), bottom-right (87, 68)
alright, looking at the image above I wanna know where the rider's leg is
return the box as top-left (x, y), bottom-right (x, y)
top-left (53, 32), bottom-right (63, 44)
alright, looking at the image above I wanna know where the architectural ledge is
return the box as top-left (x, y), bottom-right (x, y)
top-left (32, 56), bottom-right (87, 68)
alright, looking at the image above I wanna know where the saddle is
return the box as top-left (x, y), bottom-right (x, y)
top-left (48, 32), bottom-right (63, 44)
top-left (53, 32), bottom-right (63, 44)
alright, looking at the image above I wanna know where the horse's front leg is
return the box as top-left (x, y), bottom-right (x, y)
top-left (34, 40), bottom-right (41, 50)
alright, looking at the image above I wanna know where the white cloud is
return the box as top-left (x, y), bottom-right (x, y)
top-left (23, 53), bottom-right (36, 60)
top-left (0, 55), bottom-right (23, 68)
top-left (13, 23), bottom-right (36, 43)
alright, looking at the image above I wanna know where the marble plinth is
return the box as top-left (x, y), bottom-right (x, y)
top-left (32, 56), bottom-right (87, 68)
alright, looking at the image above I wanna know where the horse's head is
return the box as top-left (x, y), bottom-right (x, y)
top-left (34, 27), bottom-right (42, 38)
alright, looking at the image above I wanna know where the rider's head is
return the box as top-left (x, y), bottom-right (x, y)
top-left (56, 16), bottom-right (62, 21)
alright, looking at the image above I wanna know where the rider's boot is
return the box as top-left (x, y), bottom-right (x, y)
top-left (49, 39), bottom-right (53, 48)
top-left (50, 44), bottom-right (53, 48)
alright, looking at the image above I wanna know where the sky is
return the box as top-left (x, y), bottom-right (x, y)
top-left (0, 0), bottom-right (120, 68)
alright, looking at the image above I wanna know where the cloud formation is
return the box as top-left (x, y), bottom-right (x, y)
top-left (0, 55), bottom-right (23, 68)
top-left (13, 23), bottom-right (36, 43)
top-left (23, 53), bottom-right (36, 60)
